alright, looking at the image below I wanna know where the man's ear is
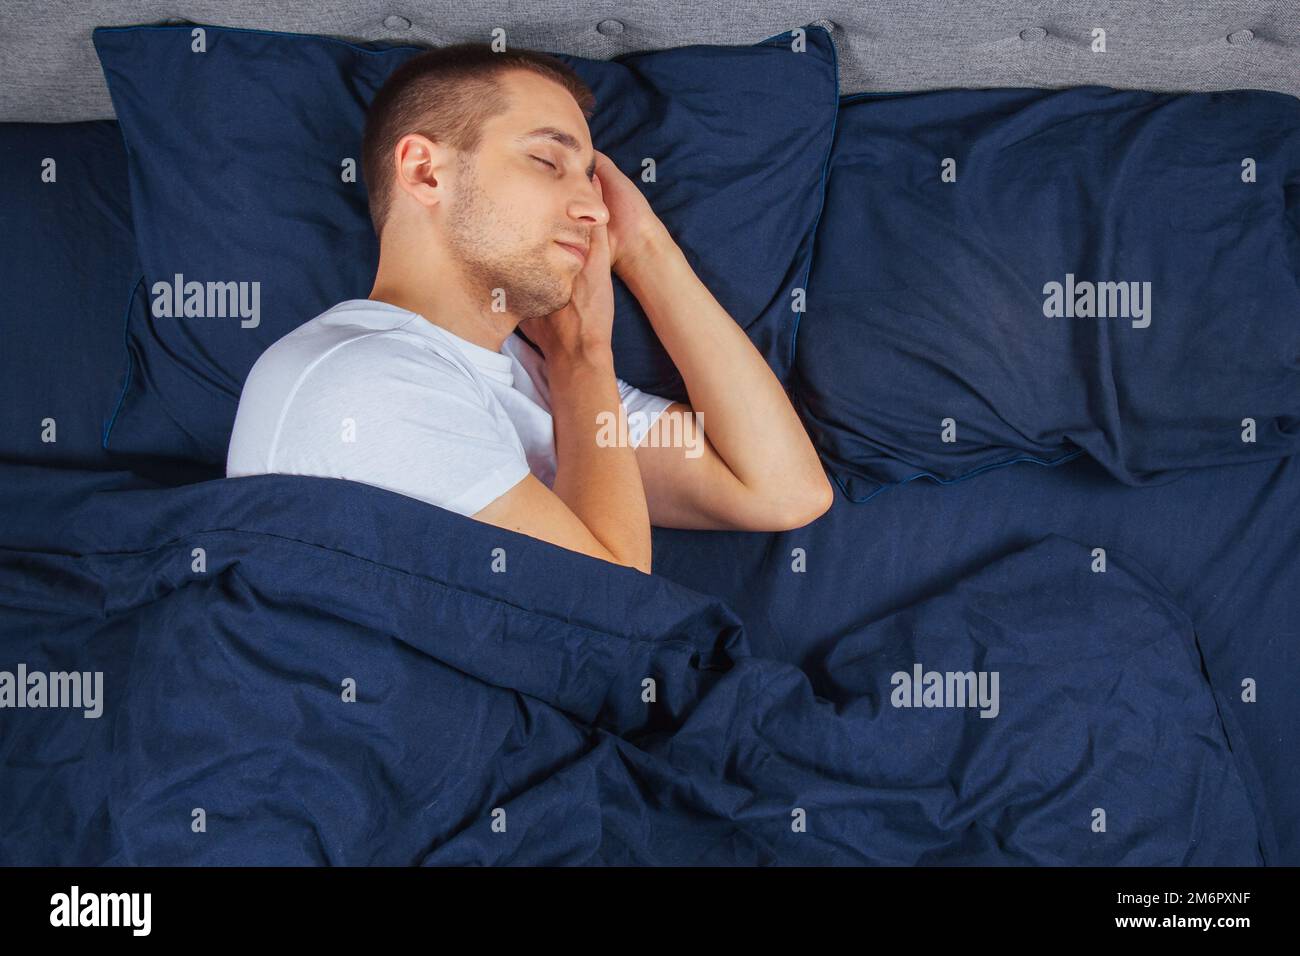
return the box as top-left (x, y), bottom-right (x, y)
top-left (392, 132), bottom-right (448, 212)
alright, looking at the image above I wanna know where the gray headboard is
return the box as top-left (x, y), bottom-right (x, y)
top-left (1, 0), bottom-right (1297, 122)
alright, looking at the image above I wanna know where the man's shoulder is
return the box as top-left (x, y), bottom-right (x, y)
top-left (229, 301), bottom-right (525, 490)
top-left (248, 301), bottom-right (484, 405)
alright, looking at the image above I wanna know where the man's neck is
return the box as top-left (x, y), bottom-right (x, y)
top-left (367, 279), bottom-right (518, 354)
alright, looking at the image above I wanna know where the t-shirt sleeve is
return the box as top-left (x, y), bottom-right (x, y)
top-left (615, 378), bottom-right (677, 449)
top-left (269, 340), bottom-right (531, 517)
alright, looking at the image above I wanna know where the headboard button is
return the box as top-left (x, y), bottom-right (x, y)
top-left (597, 19), bottom-right (625, 36)
top-left (1019, 27), bottom-right (1047, 42)
top-left (1227, 29), bottom-right (1255, 44)
top-left (383, 15), bottom-right (411, 31)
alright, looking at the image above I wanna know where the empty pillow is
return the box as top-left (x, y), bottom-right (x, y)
top-left (0, 121), bottom-right (139, 469)
top-left (796, 87), bottom-right (1300, 501)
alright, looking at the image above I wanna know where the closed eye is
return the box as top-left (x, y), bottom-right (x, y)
top-left (530, 155), bottom-right (557, 171)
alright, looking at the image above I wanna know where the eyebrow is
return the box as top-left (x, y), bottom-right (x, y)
top-left (516, 126), bottom-right (597, 179)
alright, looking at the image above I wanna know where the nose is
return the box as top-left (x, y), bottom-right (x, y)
top-left (569, 180), bottom-right (609, 228)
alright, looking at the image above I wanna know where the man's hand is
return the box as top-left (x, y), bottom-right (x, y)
top-left (617, 232), bottom-right (835, 532)
top-left (590, 151), bottom-right (668, 278)
top-left (518, 174), bottom-right (615, 361)
top-left (489, 175), bottom-right (654, 572)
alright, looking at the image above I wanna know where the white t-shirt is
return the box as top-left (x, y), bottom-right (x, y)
top-left (226, 298), bottom-right (675, 515)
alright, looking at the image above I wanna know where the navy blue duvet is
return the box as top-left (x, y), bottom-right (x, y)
top-left (0, 464), bottom-right (1264, 864)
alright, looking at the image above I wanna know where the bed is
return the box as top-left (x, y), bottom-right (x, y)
top-left (1, 1), bottom-right (1297, 866)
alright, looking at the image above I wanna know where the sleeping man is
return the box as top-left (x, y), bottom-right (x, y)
top-left (226, 43), bottom-right (832, 573)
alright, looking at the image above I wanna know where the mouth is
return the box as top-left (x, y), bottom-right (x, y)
top-left (555, 241), bottom-right (588, 266)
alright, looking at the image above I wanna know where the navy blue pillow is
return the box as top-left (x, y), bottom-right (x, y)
top-left (92, 22), bottom-right (838, 465)
top-left (796, 87), bottom-right (1300, 502)
top-left (0, 121), bottom-right (140, 469)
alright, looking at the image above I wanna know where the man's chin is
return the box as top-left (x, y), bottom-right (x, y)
top-left (494, 271), bottom-right (571, 320)
top-left (518, 292), bottom-right (575, 321)
top-left (543, 277), bottom-right (577, 315)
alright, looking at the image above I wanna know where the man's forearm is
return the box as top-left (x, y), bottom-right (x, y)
top-left (546, 349), bottom-right (653, 572)
top-left (618, 227), bottom-right (828, 507)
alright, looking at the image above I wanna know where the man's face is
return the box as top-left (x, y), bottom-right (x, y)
top-left (440, 70), bottom-right (603, 320)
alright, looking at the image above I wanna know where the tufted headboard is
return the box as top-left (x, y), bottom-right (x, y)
top-left (0, 0), bottom-right (1296, 121)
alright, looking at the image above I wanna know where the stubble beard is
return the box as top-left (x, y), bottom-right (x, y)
top-left (443, 155), bottom-right (575, 321)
